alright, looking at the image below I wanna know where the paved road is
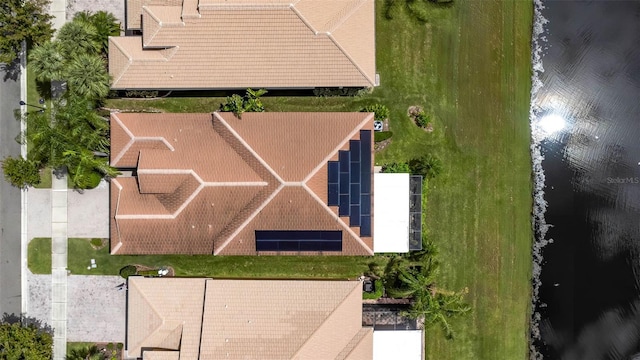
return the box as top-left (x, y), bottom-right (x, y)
top-left (0, 61), bottom-right (23, 316)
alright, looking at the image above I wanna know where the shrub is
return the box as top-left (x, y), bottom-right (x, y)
top-left (117, 343), bottom-right (123, 350)
top-left (415, 111), bottom-right (430, 128)
top-left (382, 162), bottom-right (411, 174)
top-left (124, 90), bottom-right (159, 98)
top-left (106, 343), bottom-right (114, 351)
top-left (408, 154), bottom-right (442, 178)
top-left (138, 269), bottom-right (158, 276)
top-left (2, 156), bottom-right (41, 188)
top-left (361, 104), bottom-right (390, 122)
top-left (119, 265), bottom-right (137, 279)
top-left (374, 131), bottom-right (393, 143)
top-left (312, 87), bottom-right (365, 97)
top-left (219, 88), bottom-right (267, 118)
top-left (90, 238), bottom-right (102, 247)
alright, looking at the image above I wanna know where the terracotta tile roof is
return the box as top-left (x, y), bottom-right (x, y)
top-left (200, 279), bottom-right (364, 359)
top-left (127, 279), bottom-right (370, 359)
top-left (110, 0), bottom-right (376, 89)
top-left (110, 112), bottom-right (374, 255)
top-left (126, 277), bottom-right (206, 359)
top-left (142, 351), bottom-right (180, 360)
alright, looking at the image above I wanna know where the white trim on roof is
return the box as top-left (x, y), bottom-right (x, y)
top-left (373, 173), bottom-right (410, 253)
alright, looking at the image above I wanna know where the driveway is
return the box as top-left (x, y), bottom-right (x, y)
top-left (28, 272), bottom-right (126, 342)
top-left (66, 0), bottom-right (125, 26)
top-left (67, 275), bottom-right (125, 342)
top-left (28, 181), bottom-right (109, 241)
top-left (67, 181), bottom-right (109, 238)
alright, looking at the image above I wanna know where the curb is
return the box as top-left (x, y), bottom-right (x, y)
top-left (19, 40), bottom-right (28, 315)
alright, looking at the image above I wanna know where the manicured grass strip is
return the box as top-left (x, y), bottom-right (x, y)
top-left (27, 237), bottom-right (51, 274)
top-left (26, 65), bottom-right (52, 188)
top-left (67, 238), bottom-right (382, 279)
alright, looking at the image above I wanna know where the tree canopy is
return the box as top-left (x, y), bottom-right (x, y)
top-left (28, 11), bottom-right (118, 102)
top-left (382, 237), bottom-right (471, 340)
top-left (16, 97), bottom-right (118, 189)
top-left (0, 315), bottom-right (53, 360)
top-left (0, 0), bottom-right (54, 63)
top-left (2, 156), bottom-right (41, 188)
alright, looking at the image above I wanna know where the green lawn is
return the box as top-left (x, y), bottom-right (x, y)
top-left (105, 1), bottom-right (534, 359)
top-left (27, 237), bottom-right (51, 274)
top-left (30, 238), bottom-right (383, 278)
top-left (26, 65), bottom-right (52, 188)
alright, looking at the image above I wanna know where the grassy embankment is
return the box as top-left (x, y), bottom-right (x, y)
top-left (29, 1), bottom-right (534, 358)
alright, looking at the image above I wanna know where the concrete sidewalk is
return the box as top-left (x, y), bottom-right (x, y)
top-left (51, 172), bottom-right (67, 360)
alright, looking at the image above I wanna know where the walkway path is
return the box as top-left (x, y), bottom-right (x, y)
top-left (49, 0), bottom-right (66, 32)
top-left (51, 171), bottom-right (68, 360)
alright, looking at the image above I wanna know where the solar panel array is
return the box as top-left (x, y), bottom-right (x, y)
top-left (327, 130), bottom-right (372, 236)
top-left (255, 230), bottom-right (342, 252)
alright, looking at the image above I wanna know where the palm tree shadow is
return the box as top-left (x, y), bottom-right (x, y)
top-left (35, 80), bottom-right (52, 100)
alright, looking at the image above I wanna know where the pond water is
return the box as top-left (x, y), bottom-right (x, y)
top-left (530, 1), bottom-right (640, 359)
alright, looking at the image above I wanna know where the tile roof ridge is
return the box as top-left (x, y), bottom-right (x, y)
top-left (111, 179), bottom-right (124, 254)
top-left (335, 327), bottom-right (372, 360)
top-left (326, 0), bottom-right (367, 33)
top-left (213, 183), bottom-right (285, 255)
top-left (198, 2), bottom-right (290, 11)
top-left (111, 116), bottom-right (175, 167)
top-left (212, 112), bottom-right (284, 184)
top-left (108, 38), bottom-right (132, 87)
top-left (142, 6), bottom-right (184, 48)
top-left (302, 183), bottom-right (373, 255)
top-left (128, 278), bottom-right (167, 353)
top-left (327, 33), bottom-right (376, 87)
top-left (289, 3), bottom-right (320, 35)
top-left (303, 113), bottom-right (373, 184)
top-left (110, 113), bottom-right (135, 166)
top-left (290, 281), bottom-right (362, 358)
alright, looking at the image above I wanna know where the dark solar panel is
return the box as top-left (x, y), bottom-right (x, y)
top-left (360, 194), bottom-right (371, 215)
top-left (255, 231), bottom-right (343, 252)
top-left (328, 183), bottom-right (339, 206)
top-left (360, 170), bottom-right (371, 194)
top-left (340, 173), bottom-right (350, 193)
top-left (350, 184), bottom-right (360, 204)
top-left (360, 215), bottom-right (371, 237)
top-left (350, 205), bottom-right (361, 226)
top-left (326, 129), bottom-right (373, 236)
top-left (328, 161), bottom-right (339, 183)
top-left (339, 195), bottom-right (350, 216)
top-left (350, 162), bottom-right (360, 182)
top-left (350, 140), bottom-right (361, 160)
top-left (339, 151), bottom-right (350, 172)
top-left (360, 131), bottom-right (371, 168)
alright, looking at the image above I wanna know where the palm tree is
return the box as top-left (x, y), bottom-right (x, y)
top-left (56, 21), bottom-right (99, 56)
top-left (89, 11), bottom-right (121, 55)
top-left (65, 54), bottom-right (111, 100)
top-left (66, 344), bottom-right (103, 360)
top-left (402, 288), bottom-right (471, 340)
top-left (382, 251), bottom-right (471, 340)
top-left (21, 109), bottom-right (69, 168)
top-left (28, 41), bottom-right (65, 82)
top-left (63, 148), bottom-right (118, 189)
